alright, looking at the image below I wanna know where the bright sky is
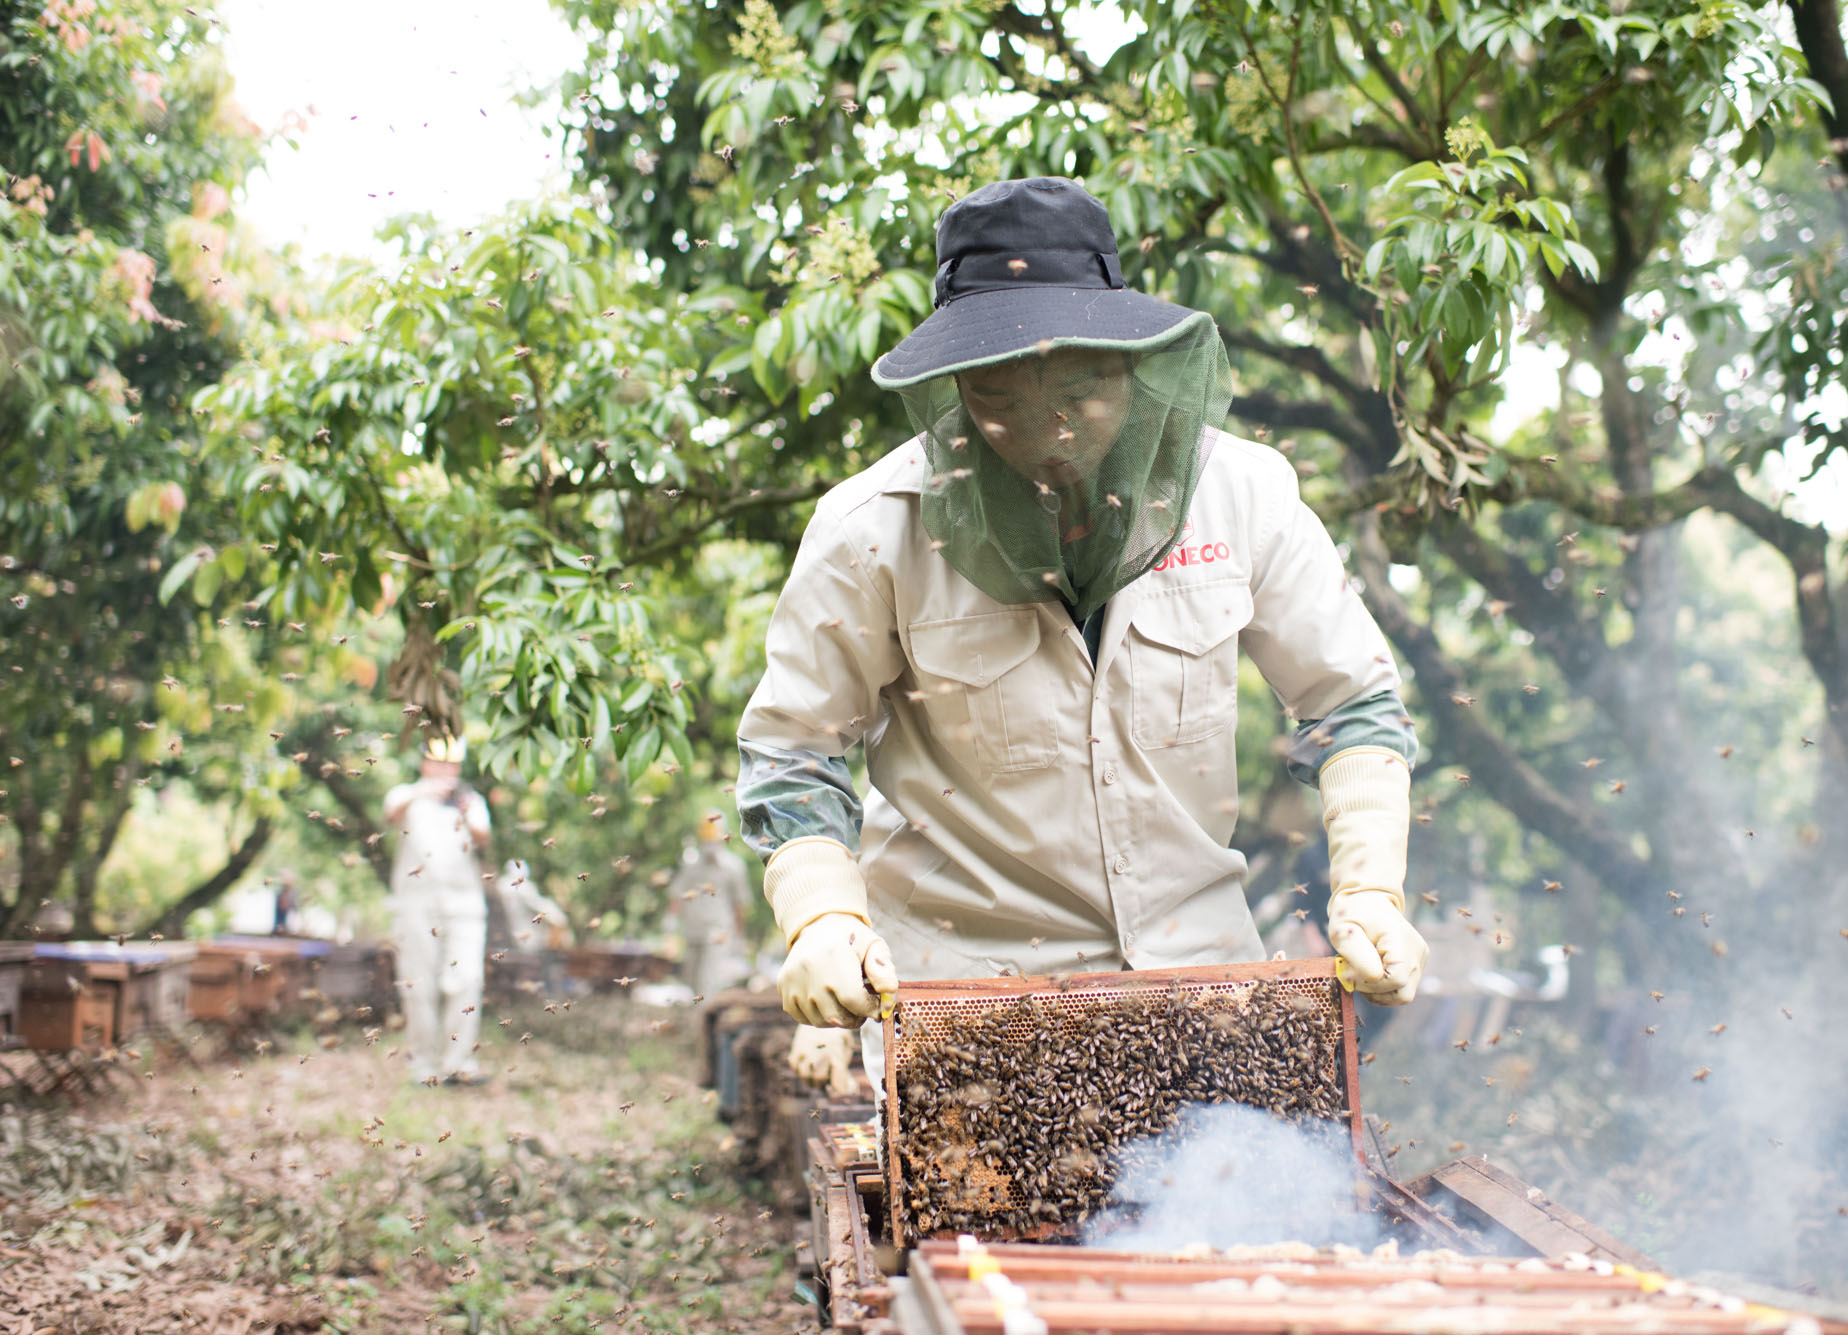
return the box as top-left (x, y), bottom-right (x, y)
top-left (218, 0), bottom-right (584, 263)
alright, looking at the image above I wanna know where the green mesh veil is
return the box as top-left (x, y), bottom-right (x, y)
top-left (898, 313), bottom-right (1233, 621)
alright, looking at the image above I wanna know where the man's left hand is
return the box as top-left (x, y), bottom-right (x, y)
top-left (1327, 888), bottom-right (1426, 1005)
top-left (788, 1025), bottom-right (859, 1097)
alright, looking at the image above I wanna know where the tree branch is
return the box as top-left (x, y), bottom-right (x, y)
top-left (141, 817), bottom-right (273, 941)
top-left (996, 2), bottom-right (1103, 86)
top-left (292, 741), bottom-right (393, 889)
top-left (1304, 122), bottom-right (1430, 161)
top-left (1429, 519), bottom-right (1630, 721)
top-left (1217, 326), bottom-right (1375, 415)
top-left (69, 758), bottom-right (140, 940)
top-left (1790, 0), bottom-right (1848, 186)
top-left (1353, 34), bottom-right (1439, 154)
top-left (1331, 456), bottom-right (1848, 765)
top-left (1248, 35), bottom-right (1365, 267)
top-left (1349, 518), bottom-right (1667, 901)
top-left (1515, 76), bottom-right (1623, 149)
top-left (616, 477), bottom-right (832, 570)
top-left (1228, 390), bottom-right (1379, 460)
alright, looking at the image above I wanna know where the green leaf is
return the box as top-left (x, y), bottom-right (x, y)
top-left (158, 550), bottom-right (205, 605)
top-left (192, 558), bottom-right (223, 608)
top-left (622, 725), bottom-right (662, 785)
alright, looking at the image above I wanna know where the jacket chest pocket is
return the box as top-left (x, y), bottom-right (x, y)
top-left (907, 610), bottom-right (1059, 774)
top-left (1129, 581), bottom-right (1253, 749)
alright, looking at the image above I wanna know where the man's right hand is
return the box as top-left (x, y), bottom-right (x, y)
top-left (788, 1025), bottom-right (859, 1097)
top-left (778, 912), bottom-right (897, 1027)
top-left (763, 837), bottom-right (899, 1028)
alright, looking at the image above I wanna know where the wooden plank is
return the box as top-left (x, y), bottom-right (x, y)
top-left (846, 1160), bottom-right (880, 1290)
top-left (1337, 984), bottom-right (1366, 1158)
top-left (895, 957), bottom-right (1339, 1004)
top-left (938, 1280), bottom-right (1734, 1309)
top-left (1454, 1156), bottom-right (1657, 1269)
top-left (897, 1254), bottom-right (967, 1335)
top-left (918, 1253), bottom-right (1645, 1292)
top-left (823, 1178), bottom-right (861, 1332)
top-left (1431, 1159), bottom-right (1614, 1261)
top-left (936, 1291), bottom-right (1848, 1335)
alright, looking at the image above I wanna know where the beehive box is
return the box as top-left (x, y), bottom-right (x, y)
top-left (212, 935), bottom-right (330, 1012)
top-left (34, 942), bottom-right (198, 1041)
top-left (566, 941), bottom-right (673, 989)
top-left (306, 942), bottom-right (393, 1012)
top-left (0, 942), bottom-right (34, 1047)
top-left (20, 957), bottom-right (117, 1051)
top-left (882, 958), bottom-right (1360, 1244)
top-left (187, 947), bottom-right (254, 1023)
top-left (191, 937), bottom-right (329, 1022)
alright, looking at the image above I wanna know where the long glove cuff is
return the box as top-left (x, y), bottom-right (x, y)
top-left (764, 836), bottom-right (868, 944)
top-left (1320, 747), bottom-right (1412, 912)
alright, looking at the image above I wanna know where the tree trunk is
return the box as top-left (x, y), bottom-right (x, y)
top-left (1789, 0), bottom-right (1848, 187)
top-left (291, 740), bottom-right (393, 889)
top-left (67, 762), bottom-right (138, 940)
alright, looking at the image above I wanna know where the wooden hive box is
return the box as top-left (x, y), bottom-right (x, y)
top-left (20, 955), bottom-right (117, 1052)
top-left (0, 942), bottom-right (34, 1049)
top-left (882, 958), bottom-right (1362, 1245)
top-left (49, 942), bottom-right (202, 1039)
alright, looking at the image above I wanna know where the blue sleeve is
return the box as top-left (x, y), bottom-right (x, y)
top-left (735, 739), bottom-right (864, 862)
top-left (1283, 688), bottom-right (1419, 787)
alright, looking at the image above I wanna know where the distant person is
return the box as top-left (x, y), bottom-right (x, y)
top-left (383, 736), bottom-right (491, 1086)
top-left (496, 858), bottom-right (572, 953)
top-left (272, 872), bottom-right (299, 935)
top-left (663, 811), bottom-right (753, 997)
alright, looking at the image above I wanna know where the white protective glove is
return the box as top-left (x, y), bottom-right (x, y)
top-left (764, 837), bottom-right (899, 1028)
top-left (1320, 747), bottom-right (1427, 1006)
top-left (788, 1025), bottom-right (859, 1098)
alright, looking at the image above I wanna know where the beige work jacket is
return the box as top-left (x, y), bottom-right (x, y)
top-left (739, 429), bottom-right (1400, 981)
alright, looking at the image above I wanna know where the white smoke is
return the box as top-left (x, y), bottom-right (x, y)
top-left (1083, 1102), bottom-right (1380, 1251)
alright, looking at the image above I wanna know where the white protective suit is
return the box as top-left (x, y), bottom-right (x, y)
top-left (665, 840), bottom-right (754, 996)
top-left (384, 778), bottom-right (491, 1082)
top-left (497, 859), bottom-right (570, 953)
top-left (738, 428), bottom-right (1403, 982)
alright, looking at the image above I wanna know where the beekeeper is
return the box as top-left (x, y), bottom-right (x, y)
top-left (737, 178), bottom-right (1426, 1081)
top-left (496, 858), bottom-right (572, 953)
top-left (383, 735), bottom-right (492, 1086)
top-left (662, 811), bottom-right (754, 997)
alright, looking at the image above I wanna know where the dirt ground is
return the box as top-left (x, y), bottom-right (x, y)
top-left (0, 994), bottom-right (824, 1334)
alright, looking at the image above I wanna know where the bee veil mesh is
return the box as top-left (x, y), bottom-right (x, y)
top-left (897, 313), bottom-right (1234, 622)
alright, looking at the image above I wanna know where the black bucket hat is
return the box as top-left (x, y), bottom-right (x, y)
top-left (870, 177), bottom-right (1202, 389)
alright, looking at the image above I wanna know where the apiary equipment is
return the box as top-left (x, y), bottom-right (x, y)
top-left (0, 942), bottom-right (34, 1049)
top-left (882, 958), bottom-right (1361, 1246)
top-left (19, 954), bottom-right (117, 1052)
top-left (890, 1238), bottom-right (1848, 1335)
top-left (36, 941), bottom-right (200, 1041)
top-left (305, 941), bottom-right (393, 1014)
top-left (191, 936), bottom-right (331, 1024)
top-left (565, 940), bottom-right (674, 990)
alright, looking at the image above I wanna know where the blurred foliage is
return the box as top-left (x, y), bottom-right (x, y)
top-left (0, 0), bottom-right (306, 937)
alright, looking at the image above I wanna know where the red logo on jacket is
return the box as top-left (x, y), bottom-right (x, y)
top-left (1154, 518), bottom-right (1230, 572)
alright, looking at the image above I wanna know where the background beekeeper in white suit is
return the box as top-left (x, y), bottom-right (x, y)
top-left (383, 735), bottom-right (492, 1086)
top-left (662, 810), bottom-right (754, 998)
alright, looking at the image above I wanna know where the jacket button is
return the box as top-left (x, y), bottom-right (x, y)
top-left (1102, 764), bottom-right (1118, 785)
top-left (1113, 854), bottom-right (1130, 874)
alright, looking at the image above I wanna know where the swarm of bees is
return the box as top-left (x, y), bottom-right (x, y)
top-left (890, 980), bottom-right (1345, 1240)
